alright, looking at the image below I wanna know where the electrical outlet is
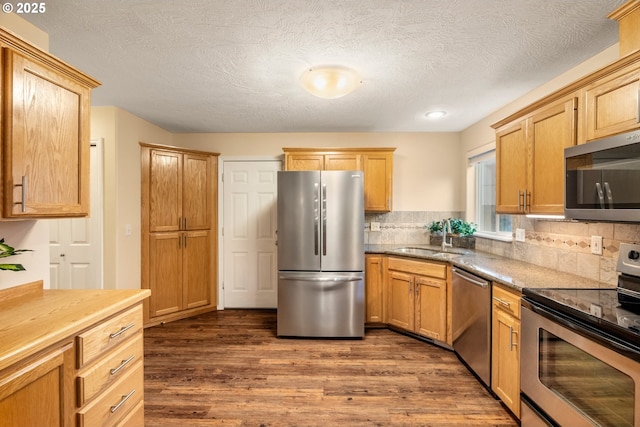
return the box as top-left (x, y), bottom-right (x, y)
top-left (591, 235), bottom-right (603, 255)
top-left (515, 228), bottom-right (526, 242)
top-left (590, 303), bottom-right (603, 318)
top-left (125, 224), bottom-right (132, 236)
top-left (370, 222), bottom-right (380, 232)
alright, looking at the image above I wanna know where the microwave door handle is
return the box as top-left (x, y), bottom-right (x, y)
top-left (603, 181), bottom-right (613, 209)
top-left (595, 182), bottom-right (605, 209)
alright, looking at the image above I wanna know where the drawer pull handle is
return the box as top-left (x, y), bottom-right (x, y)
top-left (110, 355), bottom-right (135, 376)
top-left (110, 390), bottom-right (135, 413)
top-left (109, 323), bottom-right (135, 339)
top-left (493, 297), bottom-right (511, 308)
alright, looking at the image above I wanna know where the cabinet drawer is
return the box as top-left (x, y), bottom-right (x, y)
top-left (387, 257), bottom-right (446, 279)
top-left (114, 400), bottom-right (144, 427)
top-left (492, 285), bottom-right (521, 319)
top-left (77, 360), bottom-right (143, 427)
top-left (77, 305), bottom-right (143, 368)
top-left (77, 333), bottom-right (143, 406)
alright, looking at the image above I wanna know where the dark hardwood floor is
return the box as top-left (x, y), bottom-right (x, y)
top-left (144, 310), bottom-right (518, 427)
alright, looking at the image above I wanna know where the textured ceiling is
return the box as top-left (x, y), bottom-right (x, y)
top-left (24, 0), bottom-right (627, 133)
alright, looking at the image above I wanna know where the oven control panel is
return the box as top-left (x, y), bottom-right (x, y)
top-left (617, 243), bottom-right (640, 276)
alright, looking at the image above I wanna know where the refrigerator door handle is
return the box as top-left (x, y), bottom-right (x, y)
top-left (322, 183), bottom-right (327, 256)
top-left (279, 274), bottom-right (363, 282)
top-left (314, 183), bottom-right (320, 256)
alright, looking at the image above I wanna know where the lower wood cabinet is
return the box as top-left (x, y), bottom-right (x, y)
top-left (385, 257), bottom-right (450, 345)
top-left (365, 254), bottom-right (385, 324)
top-left (0, 283), bottom-right (149, 427)
top-left (491, 284), bottom-right (521, 418)
top-left (0, 343), bottom-right (74, 427)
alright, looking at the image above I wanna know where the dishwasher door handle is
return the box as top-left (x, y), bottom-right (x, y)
top-left (452, 268), bottom-right (489, 287)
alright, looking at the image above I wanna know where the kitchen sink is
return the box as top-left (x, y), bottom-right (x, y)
top-left (392, 247), bottom-right (464, 258)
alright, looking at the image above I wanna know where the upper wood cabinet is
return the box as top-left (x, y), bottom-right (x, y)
top-left (0, 29), bottom-right (100, 219)
top-left (148, 149), bottom-right (212, 232)
top-left (496, 121), bottom-right (527, 214)
top-left (584, 63), bottom-right (640, 142)
top-left (495, 97), bottom-right (577, 215)
top-left (283, 147), bottom-right (395, 212)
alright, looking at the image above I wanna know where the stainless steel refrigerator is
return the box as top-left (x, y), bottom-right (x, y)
top-left (277, 170), bottom-right (365, 338)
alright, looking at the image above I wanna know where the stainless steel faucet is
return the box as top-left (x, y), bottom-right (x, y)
top-left (441, 218), bottom-right (453, 251)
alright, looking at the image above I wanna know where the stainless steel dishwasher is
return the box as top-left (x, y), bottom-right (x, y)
top-left (452, 267), bottom-right (491, 388)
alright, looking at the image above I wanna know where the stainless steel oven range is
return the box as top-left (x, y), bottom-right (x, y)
top-left (521, 243), bottom-right (640, 426)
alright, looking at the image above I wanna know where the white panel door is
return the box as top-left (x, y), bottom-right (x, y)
top-left (49, 139), bottom-right (103, 289)
top-left (223, 160), bottom-right (280, 308)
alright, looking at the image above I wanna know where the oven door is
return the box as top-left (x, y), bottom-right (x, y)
top-left (522, 304), bottom-right (640, 427)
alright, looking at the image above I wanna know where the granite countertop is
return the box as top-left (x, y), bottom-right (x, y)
top-left (366, 244), bottom-right (609, 292)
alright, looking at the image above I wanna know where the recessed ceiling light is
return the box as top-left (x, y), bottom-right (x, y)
top-left (425, 110), bottom-right (447, 119)
top-left (299, 66), bottom-right (361, 99)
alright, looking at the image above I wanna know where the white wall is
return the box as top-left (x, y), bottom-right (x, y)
top-left (176, 132), bottom-right (463, 212)
top-left (91, 107), bottom-right (173, 290)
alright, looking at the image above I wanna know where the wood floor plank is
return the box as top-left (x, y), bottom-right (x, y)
top-left (144, 309), bottom-right (518, 426)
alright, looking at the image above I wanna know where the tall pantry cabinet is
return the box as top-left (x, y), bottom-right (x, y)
top-left (141, 143), bottom-right (219, 327)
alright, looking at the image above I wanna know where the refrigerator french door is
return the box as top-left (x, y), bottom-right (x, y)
top-left (277, 170), bottom-right (364, 338)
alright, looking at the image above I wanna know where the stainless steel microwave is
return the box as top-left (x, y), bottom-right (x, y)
top-left (565, 130), bottom-right (640, 222)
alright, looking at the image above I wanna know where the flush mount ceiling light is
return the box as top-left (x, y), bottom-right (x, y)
top-left (425, 110), bottom-right (447, 119)
top-left (299, 66), bottom-right (361, 99)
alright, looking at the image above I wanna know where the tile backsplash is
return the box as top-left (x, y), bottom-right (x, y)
top-left (365, 211), bottom-right (462, 245)
top-left (365, 211), bottom-right (640, 287)
top-left (477, 216), bottom-right (639, 286)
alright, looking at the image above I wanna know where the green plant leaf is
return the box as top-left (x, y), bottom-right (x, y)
top-left (0, 263), bottom-right (26, 271)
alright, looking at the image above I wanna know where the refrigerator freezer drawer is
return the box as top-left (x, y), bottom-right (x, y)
top-left (277, 272), bottom-right (365, 338)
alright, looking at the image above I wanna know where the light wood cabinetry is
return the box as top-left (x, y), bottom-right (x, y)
top-left (584, 63), bottom-right (640, 141)
top-left (495, 97), bottom-right (577, 215)
top-left (491, 284), bottom-right (521, 418)
top-left (385, 257), bottom-right (450, 345)
top-left (282, 147), bottom-right (395, 212)
top-left (496, 121), bottom-right (527, 214)
top-left (365, 254), bottom-right (385, 324)
top-left (0, 28), bottom-right (100, 219)
top-left (141, 143), bottom-right (219, 326)
top-left (0, 343), bottom-right (73, 427)
top-left (0, 282), bottom-right (149, 427)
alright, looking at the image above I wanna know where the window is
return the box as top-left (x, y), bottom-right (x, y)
top-left (467, 144), bottom-right (512, 240)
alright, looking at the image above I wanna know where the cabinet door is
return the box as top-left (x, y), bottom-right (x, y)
top-left (0, 344), bottom-right (71, 427)
top-left (585, 68), bottom-right (640, 141)
top-left (363, 152), bottom-right (393, 212)
top-left (528, 98), bottom-right (577, 214)
top-left (149, 232), bottom-right (182, 317)
top-left (387, 271), bottom-right (414, 330)
top-left (324, 153), bottom-right (361, 171)
top-left (149, 150), bottom-right (182, 232)
top-left (182, 153), bottom-right (211, 230)
top-left (496, 121), bottom-right (527, 214)
top-left (286, 154), bottom-right (324, 171)
top-left (4, 49), bottom-right (91, 217)
top-left (414, 276), bottom-right (447, 341)
top-left (183, 230), bottom-right (210, 309)
top-left (365, 255), bottom-right (384, 323)
top-left (491, 308), bottom-right (520, 418)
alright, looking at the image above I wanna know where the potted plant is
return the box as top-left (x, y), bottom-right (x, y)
top-left (426, 218), bottom-right (477, 249)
